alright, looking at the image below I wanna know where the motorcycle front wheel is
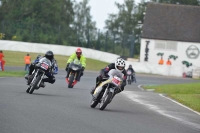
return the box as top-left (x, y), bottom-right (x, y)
top-left (68, 73), bottom-right (75, 88)
top-left (90, 100), bottom-right (99, 108)
top-left (99, 92), bottom-right (112, 110)
top-left (127, 76), bottom-right (131, 84)
top-left (29, 76), bottom-right (41, 94)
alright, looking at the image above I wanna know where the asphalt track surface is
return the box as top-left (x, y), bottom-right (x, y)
top-left (1, 67), bottom-right (200, 133)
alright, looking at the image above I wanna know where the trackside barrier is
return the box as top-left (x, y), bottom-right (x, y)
top-left (0, 40), bottom-right (195, 77)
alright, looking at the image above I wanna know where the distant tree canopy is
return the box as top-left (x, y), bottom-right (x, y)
top-left (0, 0), bottom-right (199, 57)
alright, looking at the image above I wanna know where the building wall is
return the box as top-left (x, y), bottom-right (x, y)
top-left (140, 38), bottom-right (200, 68)
top-left (140, 38), bottom-right (200, 76)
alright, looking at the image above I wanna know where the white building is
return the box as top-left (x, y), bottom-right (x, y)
top-left (140, 3), bottom-right (200, 77)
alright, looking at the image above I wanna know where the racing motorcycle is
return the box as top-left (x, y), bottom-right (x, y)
top-left (127, 70), bottom-right (136, 84)
top-left (26, 58), bottom-right (51, 94)
top-left (66, 59), bottom-right (82, 88)
top-left (90, 69), bottom-right (123, 110)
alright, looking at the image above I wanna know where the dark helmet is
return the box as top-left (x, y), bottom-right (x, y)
top-left (129, 64), bottom-right (132, 68)
top-left (45, 51), bottom-right (54, 61)
top-left (36, 55), bottom-right (42, 59)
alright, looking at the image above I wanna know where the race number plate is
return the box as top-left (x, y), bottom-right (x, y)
top-left (127, 71), bottom-right (132, 74)
top-left (111, 77), bottom-right (120, 85)
top-left (41, 63), bottom-right (49, 70)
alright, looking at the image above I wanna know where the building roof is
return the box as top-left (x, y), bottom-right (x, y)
top-left (142, 3), bottom-right (200, 43)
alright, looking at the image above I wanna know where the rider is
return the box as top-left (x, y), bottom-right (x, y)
top-left (65, 48), bottom-right (86, 86)
top-left (25, 51), bottom-right (58, 87)
top-left (90, 58), bottom-right (127, 96)
top-left (126, 64), bottom-right (135, 82)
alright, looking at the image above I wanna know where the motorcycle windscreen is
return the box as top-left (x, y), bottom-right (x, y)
top-left (73, 59), bottom-right (81, 65)
top-left (39, 57), bottom-right (52, 70)
top-left (69, 59), bottom-right (82, 70)
top-left (108, 69), bottom-right (124, 79)
top-left (127, 70), bottom-right (132, 75)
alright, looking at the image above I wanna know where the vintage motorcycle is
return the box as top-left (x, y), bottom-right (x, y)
top-left (127, 70), bottom-right (136, 84)
top-left (90, 69), bottom-right (123, 110)
top-left (26, 58), bottom-right (51, 94)
top-left (66, 59), bottom-right (82, 88)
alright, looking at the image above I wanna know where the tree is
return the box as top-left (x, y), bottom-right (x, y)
top-left (0, 0), bottom-right (75, 44)
top-left (72, 0), bottom-right (96, 48)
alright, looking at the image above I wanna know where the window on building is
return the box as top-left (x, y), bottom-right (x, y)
top-left (155, 40), bottom-right (177, 51)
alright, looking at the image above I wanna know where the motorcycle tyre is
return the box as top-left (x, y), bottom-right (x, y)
top-left (68, 73), bottom-right (74, 88)
top-left (99, 92), bottom-right (112, 110)
top-left (90, 100), bottom-right (99, 108)
top-left (29, 76), bottom-right (40, 94)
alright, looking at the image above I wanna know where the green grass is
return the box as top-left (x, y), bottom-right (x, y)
top-left (3, 50), bottom-right (109, 71)
top-left (143, 83), bottom-right (200, 112)
top-left (0, 71), bottom-right (26, 77)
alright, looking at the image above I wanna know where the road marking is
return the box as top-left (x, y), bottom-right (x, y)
top-left (138, 84), bottom-right (144, 90)
top-left (159, 94), bottom-right (200, 116)
top-left (122, 91), bottom-right (200, 130)
top-left (138, 84), bottom-right (200, 116)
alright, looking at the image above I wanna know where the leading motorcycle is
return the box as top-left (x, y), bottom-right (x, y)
top-left (90, 69), bottom-right (123, 110)
top-left (26, 58), bottom-right (51, 94)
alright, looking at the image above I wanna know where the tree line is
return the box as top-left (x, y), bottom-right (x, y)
top-left (0, 0), bottom-right (199, 57)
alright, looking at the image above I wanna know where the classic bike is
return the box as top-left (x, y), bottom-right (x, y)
top-left (127, 70), bottom-right (136, 84)
top-left (26, 58), bottom-right (51, 94)
top-left (66, 59), bottom-right (82, 88)
top-left (90, 69), bottom-right (123, 110)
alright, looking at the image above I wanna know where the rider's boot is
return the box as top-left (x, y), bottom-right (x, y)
top-left (90, 87), bottom-right (96, 95)
top-left (72, 80), bottom-right (78, 86)
top-left (40, 81), bottom-right (46, 88)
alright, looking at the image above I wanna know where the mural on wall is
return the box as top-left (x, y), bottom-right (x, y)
top-left (182, 61), bottom-right (193, 78)
top-left (157, 52), bottom-right (164, 65)
top-left (169, 55), bottom-right (178, 60)
top-left (144, 41), bottom-right (150, 62)
top-left (182, 61), bottom-right (193, 68)
top-left (186, 45), bottom-right (199, 59)
top-left (167, 55), bottom-right (178, 65)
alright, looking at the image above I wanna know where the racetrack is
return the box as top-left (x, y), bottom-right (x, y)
top-left (0, 69), bottom-right (200, 133)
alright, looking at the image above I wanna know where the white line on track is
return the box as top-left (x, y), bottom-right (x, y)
top-left (138, 84), bottom-right (144, 90)
top-left (159, 94), bottom-right (200, 116)
top-left (138, 84), bottom-right (200, 116)
top-left (122, 91), bottom-right (200, 130)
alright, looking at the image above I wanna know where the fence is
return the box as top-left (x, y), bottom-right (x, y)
top-left (0, 20), bottom-right (140, 58)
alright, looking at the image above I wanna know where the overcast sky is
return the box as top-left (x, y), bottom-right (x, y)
top-left (76, 0), bottom-right (140, 30)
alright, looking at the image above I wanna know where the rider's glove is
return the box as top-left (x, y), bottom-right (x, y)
top-left (65, 63), bottom-right (69, 71)
top-left (82, 67), bottom-right (85, 71)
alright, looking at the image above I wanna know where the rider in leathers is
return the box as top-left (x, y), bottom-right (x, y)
top-left (25, 51), bottom-right (58, 87)
top-left (90, 58), bottom-right (127, 96)
top-left (126, 64), bottom-right (135, 82)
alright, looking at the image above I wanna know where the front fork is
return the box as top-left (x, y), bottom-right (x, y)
top-left (30, 70), bottom-right (39, 86)
top-left (37, 72), bottom-right (45, 88)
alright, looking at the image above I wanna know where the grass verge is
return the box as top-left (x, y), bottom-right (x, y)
top-left (3, 50), bottom-right (109, 71)
top-left (0, 71), bottom-right (26, 77)
top-left (143, 83), bottom-right (200, 113)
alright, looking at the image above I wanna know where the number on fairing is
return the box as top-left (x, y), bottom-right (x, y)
top-left (41, 63), bottom-right (49, 70)
top-left (112, 77), bottom-right (120, 85)
top-left (127, 71), bottom-right (132, 74)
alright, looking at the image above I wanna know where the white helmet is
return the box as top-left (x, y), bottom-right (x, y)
top-left (115, 58), bottom-right (126, 72)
